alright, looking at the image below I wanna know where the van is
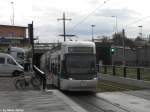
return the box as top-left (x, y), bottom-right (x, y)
top-left (0, 53), bottom-right (24, 76)
top-left (8, 47), bottom-right (26, 66)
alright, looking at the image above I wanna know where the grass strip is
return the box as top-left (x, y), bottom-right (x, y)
top-left (97, 80), bottom-right (144, 92)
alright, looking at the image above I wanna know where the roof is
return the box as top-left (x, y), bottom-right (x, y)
top-left (0, 24), bottom-right (27, 28)
top-left (0, 53), bottom-right (12, 58)
top-left (0, 37), bottom-right (25, 40)
top-left (10, 47), bottom-right (25, 52)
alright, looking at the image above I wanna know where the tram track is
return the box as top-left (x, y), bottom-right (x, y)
top-left (68, 94), bottom-right (106, 112)
top-left (63, 80), bottom-right (144, 112)
top-left (64, 91), bottom-right (132, 112)
top-left (92, 94), bottom-right (131, 112)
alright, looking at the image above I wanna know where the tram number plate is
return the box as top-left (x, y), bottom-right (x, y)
top-left (80, 81), bottom-right (87, 87)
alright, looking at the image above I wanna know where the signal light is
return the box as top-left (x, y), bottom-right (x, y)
top-left (110, 47), bottom-right (115, 54)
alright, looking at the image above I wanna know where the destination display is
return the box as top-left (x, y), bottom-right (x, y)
top-left (68, 47), bottom-right (93, 53)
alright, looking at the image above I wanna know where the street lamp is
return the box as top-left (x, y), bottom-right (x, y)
top-left (11, 2), bottom-right (14, 25)
top-left (138, 25), bottom-right (143, 38)
top-left (111, 16), bottom-right (118, 33)
top-left (136, 25), bottom-right (143, 66)
top-left (91, 25), bottom-right (95, 42)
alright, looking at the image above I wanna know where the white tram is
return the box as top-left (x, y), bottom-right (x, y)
top-left (40, 41), bottom-right (97, 91)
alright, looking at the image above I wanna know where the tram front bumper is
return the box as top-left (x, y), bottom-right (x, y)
top-left (60, 78), bottom-right (98, 91)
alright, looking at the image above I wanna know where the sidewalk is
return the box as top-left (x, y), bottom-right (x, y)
top-left (0, 76), bottom-right (87, 112)
top-left (0, 90), bottom-right (87, 112)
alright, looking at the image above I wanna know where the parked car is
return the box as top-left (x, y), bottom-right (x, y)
top-left (0, 53), bottom-right (24, 76)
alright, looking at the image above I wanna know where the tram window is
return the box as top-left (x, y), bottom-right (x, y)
top-left (48, 61), bottom-right (51, 72)
top-left (51, 63), bottom-right (57, 75)
top-left (0, 57), bottom-right (5, 64)
top-left (58, 64), bottom-right (60, 72)
top-left (51, 63), bottom-right (54, 73)
top-left (55, 64), bottom-right (58, 74)
top-left (17, 52), bottom-right (24, 60)
top-left (58, 55), bottom-right (60, 61)
top-left (58, 55), bottom-right (61, 73)
top-left (62, 60), bottom-right (66, 73)
top-left (54, 64), bottom-right (56, 74)
top-left (53, 64), bottom-right (56, 74)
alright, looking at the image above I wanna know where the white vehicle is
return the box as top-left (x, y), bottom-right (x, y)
top-left (0, 53), bottom-right (24, 76)
top-left (40, 41), bottom-right (97, 91)
top-left (8, 47), bottom-right (26, 66)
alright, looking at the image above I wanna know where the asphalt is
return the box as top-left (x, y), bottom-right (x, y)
top-left (0, 90), bottom-right (87, 112)
top-left (0, 76), bottom-right (87, 112)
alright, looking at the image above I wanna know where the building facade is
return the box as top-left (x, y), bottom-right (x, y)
top-left (0, 25), bottom-right (30, 52)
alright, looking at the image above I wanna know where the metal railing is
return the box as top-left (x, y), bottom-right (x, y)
top-left (97, 65), bottom-right (150, 81)
top-left (33, 65), bottom-right (46, 90)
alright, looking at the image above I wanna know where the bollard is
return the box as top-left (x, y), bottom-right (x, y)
top-left (137, 67), bottom-right (141, 80)
top-left (104, 66), bottom-right (107, 74)
top-left (98, 65), bottom-right (100, 73)
top-left (42, 74), bottom-right (46, 90)
top-left (113, 65), bottom-right (116, 76)
top-left (97, 65), bottom-right (100, 73)
top-left (123, 66), bottom-right (127, 77)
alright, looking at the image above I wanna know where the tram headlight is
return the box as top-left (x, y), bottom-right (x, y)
top-left (93, 77), bottom-right (97, 80)
top-left (68, 78), bottom-right (73, 80)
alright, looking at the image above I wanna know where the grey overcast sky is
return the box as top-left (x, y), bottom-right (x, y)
top-left (0, 0), bottom-right (150, 42)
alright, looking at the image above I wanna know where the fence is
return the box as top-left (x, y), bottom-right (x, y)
top-left (97, 65), bottom-right (150, 81)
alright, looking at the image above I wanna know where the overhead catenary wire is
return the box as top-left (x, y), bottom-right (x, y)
top-left (68, 0), bottom-right (111, 33)
top-left (123, 16), bottom-right (150, 29)
top-left (123, 16), bottom-right (150, 37)
top-left (120, 16), bottom-right (150, 39)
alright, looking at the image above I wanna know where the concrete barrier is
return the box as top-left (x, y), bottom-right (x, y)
top-left (98, 73), bottom-right (150, 89)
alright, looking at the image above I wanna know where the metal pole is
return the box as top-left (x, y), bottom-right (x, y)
top-left (111, 16), bottom-right (118, 33)
top-left (91, 25), bottom-right (95, 42)
top-left (57, 12), bottom-right (71, 42)
top-left (63, 13), bottom-right (66, 41)
top-left (138, 25), bottom-right (142, 38)
top-left (116, 16), bottom-right (118, 33)
top-left (122, 29), bottom-right (125, 66)
top-left (31, 21), bottom-right (34, 68)
top-left (92, 26), bottom-right (94, 41)
top-left (137, 25), bottom-right (142, 66)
